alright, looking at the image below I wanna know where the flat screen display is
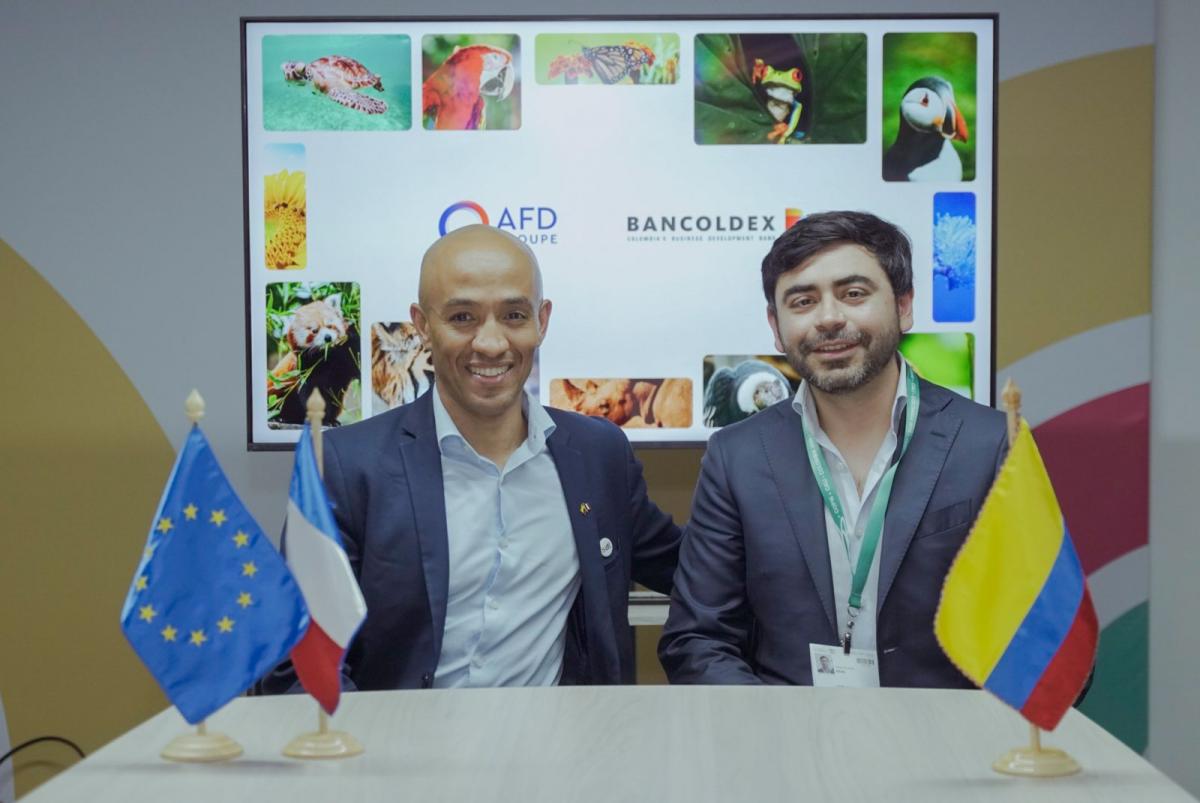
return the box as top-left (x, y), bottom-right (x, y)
top-left (243, 15), bottom-right (996, 448)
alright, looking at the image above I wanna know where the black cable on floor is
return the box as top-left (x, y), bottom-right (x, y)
top-left (0, 735), bottom-right (85, 767)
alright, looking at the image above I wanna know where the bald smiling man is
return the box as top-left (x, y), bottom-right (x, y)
top-left (262, 225), bottom-right (680, 692)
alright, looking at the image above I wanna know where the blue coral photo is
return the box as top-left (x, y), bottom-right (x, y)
top-left (932, 192), bottom-right (977, 323)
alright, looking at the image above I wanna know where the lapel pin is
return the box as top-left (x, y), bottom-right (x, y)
top-left (599, 537), bottom-right (613, 558)
top-left (579, 502), bottom-right (591, 516)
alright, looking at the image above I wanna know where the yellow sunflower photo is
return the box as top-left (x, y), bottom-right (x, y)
top-left (263, 144), bottom-right (307, 269)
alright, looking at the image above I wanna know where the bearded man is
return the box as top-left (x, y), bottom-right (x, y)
top-left (659, 211), bottom-right (1008, 688)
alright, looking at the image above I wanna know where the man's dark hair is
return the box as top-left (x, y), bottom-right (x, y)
top-left (761, 211), bottom-right (913, 307)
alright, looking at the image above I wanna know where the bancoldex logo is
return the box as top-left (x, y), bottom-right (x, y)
top-left (624, 207), bottom-right (804, 243)
top-left (626, 213), bottom-right (778, 233)
top-left (438, 201), bottom-right (559, 244)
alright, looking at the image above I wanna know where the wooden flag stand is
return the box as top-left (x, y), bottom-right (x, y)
top-left (283, 393), bottom-right (364, 760)
top-left (990, 380), bottom-right (1080, 778)
top-left (162, 720), bottom-right (243, 763)
top-left (161, 391), bottom-right (244, 763)
top-left (993, 723), bottom-right (1080, 777)
top-left (283, 709), bottom-right (364, 760)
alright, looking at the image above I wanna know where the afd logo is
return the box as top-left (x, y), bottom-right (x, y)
top-left (438, 201), bottom-right (559, 244)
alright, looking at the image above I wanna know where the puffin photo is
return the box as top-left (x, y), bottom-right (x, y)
top-left (883, 76), bottom-right (970, 181)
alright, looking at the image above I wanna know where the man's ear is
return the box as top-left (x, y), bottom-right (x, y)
top-left (897, 291), bottom-right (914, 333)
top-left (767, 304), bottom-right (785, 353)
top-left (410, 303), bottom-right (431, 345)
top-left (536, 298), bottom-right (552, 344)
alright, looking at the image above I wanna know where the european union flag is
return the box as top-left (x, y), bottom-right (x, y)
top-left (120, 425), bottom-right (309, 724)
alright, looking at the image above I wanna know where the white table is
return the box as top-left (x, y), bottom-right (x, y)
top-left (22, 686), bottom-right (1195, 802)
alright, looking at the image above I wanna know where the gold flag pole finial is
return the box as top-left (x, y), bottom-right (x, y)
top-left (1001, 378), bottom-right (1022, 445)
top-left (283, 391), bottom-right (364, 760)
top-left (306, 392), bottom-right (326, 474)
top-left (991, 377), bottom-right (1080, 778)
top-left (185, 390), bottom-right (206, 425)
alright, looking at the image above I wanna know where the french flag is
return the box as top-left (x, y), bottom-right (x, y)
top-left (285, 428), bottom-right (366, 714)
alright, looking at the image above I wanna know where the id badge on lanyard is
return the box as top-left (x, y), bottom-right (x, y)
top-left (809, 642), bottom-right (880, 688)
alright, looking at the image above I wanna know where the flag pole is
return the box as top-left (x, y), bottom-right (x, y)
top-left (159, 391), bottom-right (244, 763)
top-left (282, 393), bottom-right (364, 760)
top-left (308, 395), bottom-right (334, 742)
top-left (991, 379), bottom-right (1080, 778)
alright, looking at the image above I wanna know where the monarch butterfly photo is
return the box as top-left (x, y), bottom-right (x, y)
top-left (581, 44), bottom-right (653, 83)
top-left (537, 33), bottom-right (679, 85)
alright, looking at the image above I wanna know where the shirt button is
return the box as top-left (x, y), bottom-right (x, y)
top-left (488, 598), bottom-right (499, 610)
top-left (471, 656), bottom-right (482, 669)
top-left (499, 537), bottom-right (510, 549)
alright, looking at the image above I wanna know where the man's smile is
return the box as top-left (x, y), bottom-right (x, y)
top-left (468, 363), bottom-right (513, 383)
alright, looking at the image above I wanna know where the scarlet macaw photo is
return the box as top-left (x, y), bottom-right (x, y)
top-left (422, 34), bottom-right (521, 130)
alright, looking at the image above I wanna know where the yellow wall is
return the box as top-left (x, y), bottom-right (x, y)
top-left (0, 241), bottom-right (171, 795)
top-left (996, 46), bottom-right (1153, 365)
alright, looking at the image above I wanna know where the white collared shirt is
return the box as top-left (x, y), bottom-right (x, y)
top-left (431, 387), bottom-right (580, 687)
top-left (792, 360), bottom-right (910, 661)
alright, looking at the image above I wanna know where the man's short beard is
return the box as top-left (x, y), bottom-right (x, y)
top-left (787, 321), bottom-right (901, 395)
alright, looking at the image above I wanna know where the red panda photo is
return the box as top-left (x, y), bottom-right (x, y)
top-left (267, 289), bottom-right (361, 427)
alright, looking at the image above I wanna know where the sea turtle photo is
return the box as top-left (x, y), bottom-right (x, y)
top-left (281, 55), bottom-right (388, 114)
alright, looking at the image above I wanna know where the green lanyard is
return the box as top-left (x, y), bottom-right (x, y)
top-left (800, 364), bottom-right (920, 653)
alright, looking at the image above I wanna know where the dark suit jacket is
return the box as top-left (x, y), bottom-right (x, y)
top-left (659, 378), bottom-right (1008, 687)
top-left (262, 389), bottom-right (680, 692)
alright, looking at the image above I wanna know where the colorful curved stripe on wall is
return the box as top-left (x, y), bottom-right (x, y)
top-left (1041, 384), bottom-right (1148, 752)
top-left (997, 45), bottom-right (1153, 751)
top-left (1002, 318), bottom-right (1149, 751)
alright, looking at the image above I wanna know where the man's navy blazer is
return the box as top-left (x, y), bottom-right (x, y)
top-left (264, 389), bottom-right (680, 692)
top-left (659, 378), bottom-right (1008, 687)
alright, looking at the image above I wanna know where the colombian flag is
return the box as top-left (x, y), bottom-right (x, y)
top-left (935, 420), bottom-right (1097, 730)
